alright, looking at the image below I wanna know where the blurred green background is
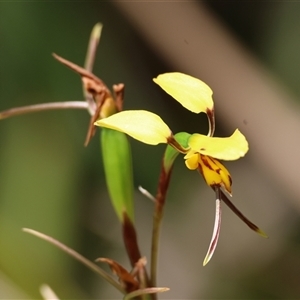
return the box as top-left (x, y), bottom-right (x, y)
top-left (1, 2), bottom-right (300, 299)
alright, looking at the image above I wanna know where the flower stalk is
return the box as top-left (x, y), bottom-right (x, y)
top-left (150, 158), bottom-right (173, 287)
top-left (95, 72), bottom-right (267, 269)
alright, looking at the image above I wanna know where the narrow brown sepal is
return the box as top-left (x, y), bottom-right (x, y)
top-left (220, 190), bottom-right (268, 238)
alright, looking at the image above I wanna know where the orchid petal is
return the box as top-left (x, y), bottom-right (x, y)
top-left (95, 110), bottom-right (172, 145)
top-left (153, 72), bottom-right (214, 114)
top-left (184, 153), bottom-right (199, 170)
top-left (203, 195), bottom-right (222, 266)
top-left (188, 129), bottom-right (248, 161)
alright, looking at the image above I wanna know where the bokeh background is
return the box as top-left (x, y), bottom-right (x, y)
top-left (1, 2), bottom-right (300, 299)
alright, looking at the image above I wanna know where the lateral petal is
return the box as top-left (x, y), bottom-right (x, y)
top-left (95, 110), bottom-right (172, 145)
top-left (188, 129), bottom-right (248, 160)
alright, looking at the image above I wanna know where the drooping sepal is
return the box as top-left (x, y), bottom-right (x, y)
top-left (220, 190), bottom-right (268, 238)
top-left (203, 189), bottom-right (222, 266)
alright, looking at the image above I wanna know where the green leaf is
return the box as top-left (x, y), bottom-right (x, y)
top-left (101, 128), bottom-right (134, 222)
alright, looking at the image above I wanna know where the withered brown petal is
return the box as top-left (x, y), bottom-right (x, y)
top-left (96, 258), bottom-right (139, 293)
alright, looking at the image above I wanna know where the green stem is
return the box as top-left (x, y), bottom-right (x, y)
top-left (150, 202), bottom-right (163, 288)
top-left (150, 162), bottom-right (173, 289)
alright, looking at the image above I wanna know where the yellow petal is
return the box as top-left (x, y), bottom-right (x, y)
top-left (153, 72), bottom-right (214, 114)
top-left (198, 156), bottom-right (225, 188)
top-left (185, 153), bottom-right (199, 170)
top-left (206, 157), bottom-right (232, 194)
top-left (95, 110), bottom-right (172, 145)
top-left (188, 129), bottom-right (248, 160)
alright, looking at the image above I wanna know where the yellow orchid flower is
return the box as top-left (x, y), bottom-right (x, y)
top-left (95, 72), bottom-right (266, 265)
top-left (96, 110), bottom-right (247, 195)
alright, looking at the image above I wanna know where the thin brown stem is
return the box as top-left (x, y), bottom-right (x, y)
top-left (122, 212), bottom-right (142, 267)
top-left (0, 101), bottom-right (88, 120)
top-left (122, 213), bottom-right (152, 299)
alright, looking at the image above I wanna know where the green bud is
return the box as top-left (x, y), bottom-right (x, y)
top-left (101, 128), bottom-right (134, 222)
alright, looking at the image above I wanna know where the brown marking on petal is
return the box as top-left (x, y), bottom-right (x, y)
top-left (201, 155), bottom-right (215, 171)
top-left (197, 158), bottom-right (220, 190)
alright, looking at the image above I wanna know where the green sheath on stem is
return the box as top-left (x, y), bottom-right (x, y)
top-left (163, 132), bottom-right (191, 172)
top-left (101, 128), bottom-right (134, 222)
